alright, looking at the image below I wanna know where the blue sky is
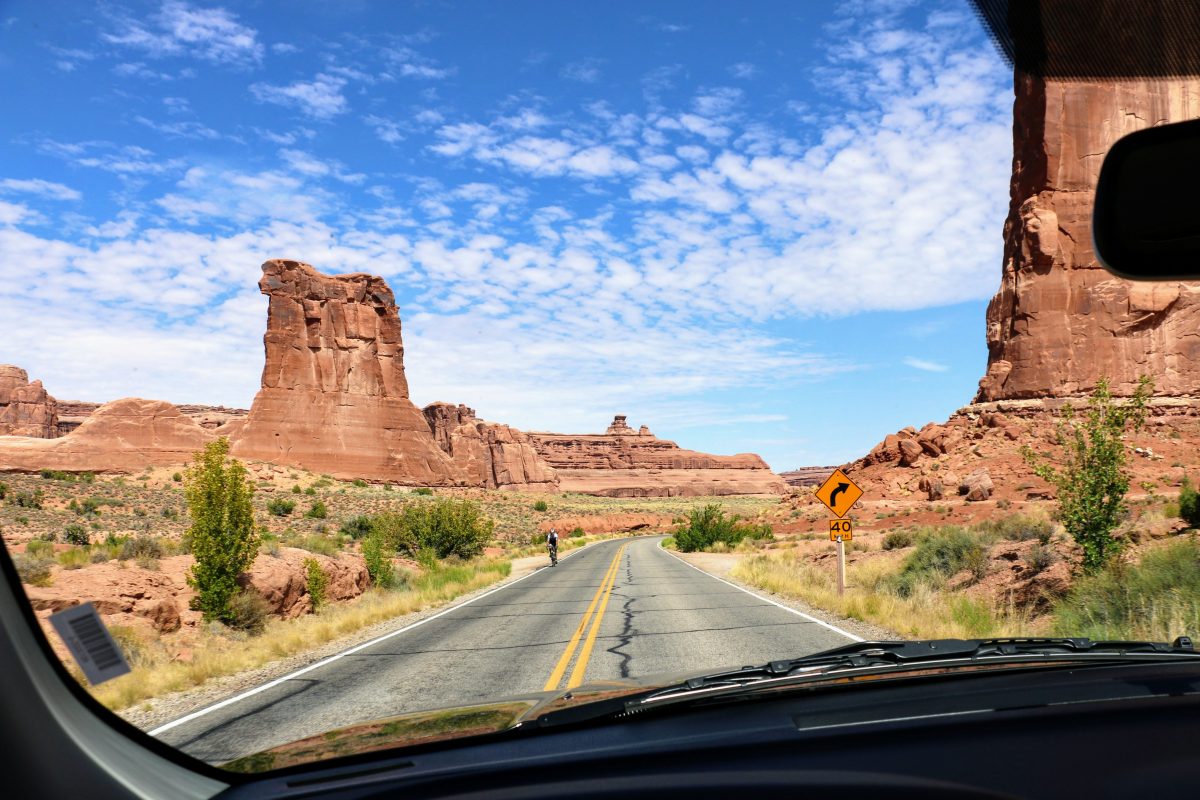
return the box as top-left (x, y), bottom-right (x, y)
top-left (0, 0), bottom-right (1012, 470)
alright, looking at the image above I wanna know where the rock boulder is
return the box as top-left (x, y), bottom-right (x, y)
top-left (0, 365), bottom-right (59, 438)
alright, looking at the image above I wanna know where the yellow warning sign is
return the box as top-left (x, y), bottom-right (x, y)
top-left (815, 468), bottom-right (863, 518)
top-left (829, 519), bottom-right (853, 541)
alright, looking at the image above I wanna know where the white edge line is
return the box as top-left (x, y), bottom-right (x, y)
top-left (660, 542), bottom-right (864, 643)
top-left (148, 540), bottom-right (602, 737)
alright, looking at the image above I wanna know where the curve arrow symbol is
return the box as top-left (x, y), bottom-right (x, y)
top-left (829, 482), bottom-right (850, 508)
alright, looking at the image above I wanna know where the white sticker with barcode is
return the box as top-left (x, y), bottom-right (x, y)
top-left (48, 602), bottom-right (131, 685)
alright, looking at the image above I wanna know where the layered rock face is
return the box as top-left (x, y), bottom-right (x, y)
top-left (977, 73), bottom-right (1200, 402)
top-left (0, 365), bottom-right (59, 438)
top-left (228, 259), bottom-right (460, 484)
top-left (56, 399), bottom-right (247, 436)
top-left (422, 402), bottom-right (558, 491)
top-left (529, 416), bottom-right (786, 497)
top-left (0, 398), bottom-right (214, 472)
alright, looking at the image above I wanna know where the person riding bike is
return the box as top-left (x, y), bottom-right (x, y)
top-left (546, 527), bottom-right (559, 566)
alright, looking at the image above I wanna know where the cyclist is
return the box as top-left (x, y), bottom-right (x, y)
top-left (546, 527), bottom-right (559, 566)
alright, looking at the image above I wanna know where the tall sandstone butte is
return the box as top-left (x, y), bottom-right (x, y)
top-left (228, 259), bottom-right (462, 484)
top-left (977, 73), bottom-right (1200, 402)
top-left (0, 365), bottom-right (59, 438)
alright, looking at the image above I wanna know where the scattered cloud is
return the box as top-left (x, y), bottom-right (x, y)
top-left (560, 58), bottom-right (603, 83)
top-left (903, 357), bottom-right (950, 373)
top-left (249, 73), bottom-right (348, 119)
top-left (728, 62), bottom-right (758, 79)
top-left (384, 46), bottom-right (454, 79)
top-left (135, 115), bottom-right (224, 140)
top-left (102, 0), bottom-right (264, 67)
top-left (0, 178), bottom-right (82, 201)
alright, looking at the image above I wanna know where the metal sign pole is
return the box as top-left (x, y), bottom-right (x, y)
top-left (836, 535), bottom-right (845, 596)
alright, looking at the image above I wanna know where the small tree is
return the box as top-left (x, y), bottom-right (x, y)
top-left (1022, 376), bottom-right (1152, 575)
top-left (184, 438), bottom-right (259, 623)
top-left (1180, 476), bottom-right (1200, 528)
top-left (361, 530), bottom-right (395, 588)
top-left (304, 558), bottom-right (327, 612)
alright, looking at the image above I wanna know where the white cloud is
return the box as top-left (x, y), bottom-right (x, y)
top-left (250, 73), bottom-right (348, 119)
top-left (560, 58), bottom-right (603, 83)
top-left (279, 149), bottom-right (366, 183)
top-left (364, 114), bottom-right (405, 144)
top-left (0, 178), bottom-right (81, 201)
top-left (903, 357), bottom-right (950, 373)
top-left (384, 46), bottom-right (453, 79)
top-left (135, 115), bottom-right (224, 140)
top-left (103, 0), bottom-right (264, 67)
top-left (729, 62), bottom-right (758, 79)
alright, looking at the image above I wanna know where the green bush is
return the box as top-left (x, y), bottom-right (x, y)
top-left (11, 490), bottom-right (43, 509)
top-left (119, 535), bottom-right (164, 561)
top-left (412, 487), bottom-right (434, 496)
top-left (184, 438), bottom-right (259, 624)
top-left (533, 500), bottom-right (548, 512)
top-left (63, 524), bottom-right (90, 547)
top-left (570, 527), bottom-right (585, 538)
top-left (172, 472), bottom-right (183, 482)
top-left (1179, 477), bottom-right (1200, 527)
top-left (362, 531), bottom-right (395, 588)
top-left (304, 486), bottom-right (316, 496)
top-left (889, 527), bottom-right (988, 598)
top-left (304, 558), bottom-right (327, 612)
top-left (226, 589), bottom-right (270, 635)
top-left (673, 504), bottom-right (772, 552)
top-left (352, 478), bottom-right (368, 488)
top-left (267, 498), bottom-right (296, 517)
top-left (0, 481), bottom-right (7, 499)
top-left (291, 484), bottom-right (302, 494)
top-left (305, 500), bottom-right (328, 519)
top-left (1054, 538), bottom-right (1200, 640)
top-left (371, 499), bottom-right (494, 559)
top-left (882, 530), bottom-right (915, 550)
top-left (975, 513), bottom-right (1054, 544)
top-left (339, 515), bottom-right (374, 540)
top-left (40, 469), bottom-right (73, 481)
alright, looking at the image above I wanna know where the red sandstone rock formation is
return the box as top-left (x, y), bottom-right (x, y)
top-left (228, 259), bottom-right (461, 484)
top-left (0, 365), bottom-right (59, 438)
top-left (528, 416), bottom-right (786, 497)
top-left (55, 399), bottom-right (247, 436)
top-left (422, 403), bottom-right (558, 491)
top-left (0, 398), bottom-right (214, 472)
top-left (977, 74), bottom-right (1200, 402)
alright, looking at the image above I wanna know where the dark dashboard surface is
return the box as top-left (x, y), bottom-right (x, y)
top-left (217, 661), bottom-right (1200, 799)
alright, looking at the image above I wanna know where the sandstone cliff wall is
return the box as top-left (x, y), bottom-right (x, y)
top-left (227, 259), bottom-right (463, 485)
top-left (0, 365), bottom-right (58, 438)
top-left (422, 402), bottom-right (558, 492)
top-left (977, 73), bottom-right (1200, 401)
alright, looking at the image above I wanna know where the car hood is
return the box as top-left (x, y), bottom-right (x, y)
top-left (219, 671), bottom-right (698, 774)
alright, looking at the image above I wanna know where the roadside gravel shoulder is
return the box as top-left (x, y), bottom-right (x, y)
top-left (666, 547), bottom-right (899, 642)
top-left (117, 551), bottom-right (559, 732)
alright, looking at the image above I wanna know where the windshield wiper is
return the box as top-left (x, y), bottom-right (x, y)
top-left (630, 636), bottom-right (1198, 708)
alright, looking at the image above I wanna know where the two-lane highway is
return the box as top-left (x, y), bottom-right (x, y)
top-left (155, 537), bottom-right (857, 763)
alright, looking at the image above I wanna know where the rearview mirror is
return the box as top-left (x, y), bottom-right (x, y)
top-left (1093, 118), bottom-right (1200, 280)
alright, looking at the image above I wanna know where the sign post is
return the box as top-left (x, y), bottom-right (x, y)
top-left (816, 469), bottom-right (864, 597)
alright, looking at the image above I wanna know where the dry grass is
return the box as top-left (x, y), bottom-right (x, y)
top-left (731, 550), bottom-right (1044, 639)
top-left (90, 558), bottom-right (511, 711)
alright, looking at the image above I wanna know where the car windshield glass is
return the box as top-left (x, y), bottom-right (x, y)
top-left (2, 0), bottom-right (1198, 777)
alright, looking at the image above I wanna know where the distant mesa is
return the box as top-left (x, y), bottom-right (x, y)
top-left (0, 260), bottom-right (784, 496)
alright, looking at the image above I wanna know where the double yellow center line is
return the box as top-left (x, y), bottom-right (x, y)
top-left (543, 544), bottom-right (626, 691)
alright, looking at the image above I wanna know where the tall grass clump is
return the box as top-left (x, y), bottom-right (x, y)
top-left (673, 504), bottom-right (773, 552)
top-left (1053, 538), bottom-right (1200, 641)
top-left (888, 527), bottom-right (989, 598)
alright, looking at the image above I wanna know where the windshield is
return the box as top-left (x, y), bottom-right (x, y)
top-left (2, 0), bottom-right (1198, 776)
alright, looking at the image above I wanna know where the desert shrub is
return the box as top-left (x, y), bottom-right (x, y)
top-left (660, 536), bottom-right (677, 550)
top-left (161, 507), bottom-right (178, 519)
top-left (402, 499), bottom-right (493, 559)
top-left (63, 523), bottom-right (90, 547)
top-left (1026, 543), bottom-right (1056, 574)
top-left (339, 515), bottom-right (374, 540)
top-left (266, 498), bottom-right (296, 517)
top-left (15, 516), bottom-right (28, 525)
top-left (284, 533), bottom-right (339, 556)
top-left (291, 484), bottom-right (302, 494)
top-left (533, 500), bottom-right (548, 512)
top-left (1053, 538), bottom-right (1200, 641)
top-left (184, 438), bottom-right (259, 624)
top-left (882, 530), bottom-right (915, 550)
top-left (304, 486), bottom-right (316, 496)
top-left (975, 513), bottom-right (1054, 544)
top-left (1023, 376), bottom-right (1152, 574)
top-left (305, 500), bottom-right (328, 519)
top-left (362, 531), bottom-right (395, 588)
top-left (412, 487), bottom-right (433, 496)
top-left (996, 499), bottom-right (1012, 510)
top-left (226, 590), bottom-right (270, 635)
top-left (25, 539), bottom-right (55, 558)
top-left (570, 527), bottom-right (585, 538)
top-left (13, 554), bottom-right (53, 587)
top-left (889, 527), bottom-right (988, 598)
top-left (304, 558), bottom-right (327, 612)
top-left (0, 481), bottom-right (7, 499)
top-left (172, 472), bottom-right (182, 482)
top-left (11, 490), bottom-right (43, 509)
top-left (40, 469), bottom-right (73, 481)
top-left (57, 548), bottom-right (90, 571)
top-left (119, 535), bottom-right (163, 561)
top-left (1179, 477), bottom-right (1200, 528)
top-left (673, 504), bottom-right (772, 552)
top-left (352, 479), bottom-right (368, 488)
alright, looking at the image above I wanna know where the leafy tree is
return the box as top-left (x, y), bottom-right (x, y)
top-left (1179, 476), bottom-right (1200, 528)
top-left (304, 558), bottom-right (327, 612)
top-left (184, 438), bottom-right (259, 623)
top-left (1022, 376), bottom-right (1152, 575)
top-left (361, 531), bottom-right (395, 588)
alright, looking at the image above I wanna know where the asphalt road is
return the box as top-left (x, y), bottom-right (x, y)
top-left (155, 537), bottom-right (856, 763)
